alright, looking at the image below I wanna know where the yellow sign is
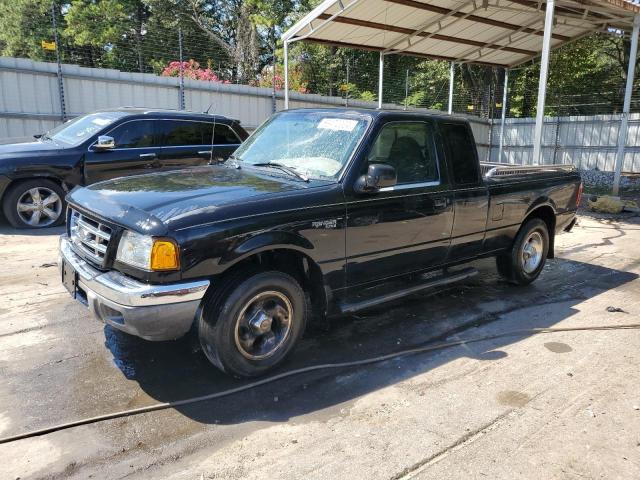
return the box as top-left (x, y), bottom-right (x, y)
top-left (467, 105), bottom-right (474, 111)
top-left (41, 40), bottom-right (56, 51)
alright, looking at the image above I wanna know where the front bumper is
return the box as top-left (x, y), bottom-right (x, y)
top-left (59, 235), bottom-right (210, 341)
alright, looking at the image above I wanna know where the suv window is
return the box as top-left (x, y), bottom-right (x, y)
top-left (109, 120), bottom-right (155, 148)
top-left (157, 120), bottom-right (211, 146)
top-left (367, 122), bottom-right (439, 184)
top-left (214, 124), bottom-right (240, 144)
top-left (440, 123), bottom-right (480, 185)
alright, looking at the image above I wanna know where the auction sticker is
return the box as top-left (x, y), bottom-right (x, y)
top-left (318, 118), bottom-right (358, 132)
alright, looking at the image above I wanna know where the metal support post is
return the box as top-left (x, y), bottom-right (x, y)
top-left (51, 2), bottom-right (66, 121)
top-left (378, 52), bottom-right (384, 109)
top-left (404, 69), bottom-right (409, 110)
top-left (498, 68), bottom-right (509, 163)
top-left (613, 14), bottom-right (640, 195)
top-left (284, 40), bottom-right (290, 110)
top-left (178, 28), bottom-right (185, 110)
top-left (448, 62), bottom-right (455, 115)
top-left (272, 44), bottom-right (277, 113)
top-left (532, 0), bottom-right (555, 165)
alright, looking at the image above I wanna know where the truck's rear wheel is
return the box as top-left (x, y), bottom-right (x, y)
top-left (496, 218), bottom-right (549, 285)
top-left (3, 179), bottom-right (66, 229)
top-left (198, 269), bottom-right (307, 378)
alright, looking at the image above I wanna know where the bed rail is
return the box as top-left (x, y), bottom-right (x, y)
top-left (481, 162), bottom-right (577, 178)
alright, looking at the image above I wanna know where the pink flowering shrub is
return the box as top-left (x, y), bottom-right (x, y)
top-left (161, 60), bottom-right (230, 83)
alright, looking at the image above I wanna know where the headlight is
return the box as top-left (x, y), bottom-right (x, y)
top-left (116, 231), bottom-right (179, 271)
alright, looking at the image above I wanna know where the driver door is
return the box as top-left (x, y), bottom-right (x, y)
top-left (84, 120), bottom-right (159, 184)
top-left (345, 120), bottom-right (454, 285)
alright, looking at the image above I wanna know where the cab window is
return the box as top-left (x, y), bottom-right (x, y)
top-left (366, 122), bottom-right (439, 185)
top-left (440, 123), bottom-right (480, 185)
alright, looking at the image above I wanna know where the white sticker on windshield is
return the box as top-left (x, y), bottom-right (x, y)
top-left (318, 118), bottom-right (358, 132)
top-left (92, 118), bottom-right (112, 126)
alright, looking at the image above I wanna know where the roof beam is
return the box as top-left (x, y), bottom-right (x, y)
top-left (382, 0), bottom-right (481, 53)
top-left (508, 27), bottom-right (605, 67)
top-left (507, 0), bottom-right (623, 21)
top-left (455, 16), bottom-right (543, 63)
top-left (302, 37), bottom-right (509, 67)
top-left (384, 0), bottom-right (571, 41)
top-left (316, 13), bottom-right (538, 56)
top-left (288, 0), bottom-right (361, 43)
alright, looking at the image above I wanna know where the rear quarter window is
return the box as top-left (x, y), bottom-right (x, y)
top-left (440, 123), bottom-right (480, 185)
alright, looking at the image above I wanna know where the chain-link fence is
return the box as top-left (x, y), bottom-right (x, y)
top-left (3, 2), bottom-right (637, 120)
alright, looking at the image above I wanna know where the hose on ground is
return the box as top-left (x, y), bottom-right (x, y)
top-left (1, 323), bottom-right (639, 445)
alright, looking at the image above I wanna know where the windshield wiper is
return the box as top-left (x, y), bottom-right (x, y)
top-left (251, 162), bottom-right (309, 182)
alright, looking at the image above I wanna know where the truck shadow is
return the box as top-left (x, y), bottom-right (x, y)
top-left (103, 257), bottom-right (637, 426)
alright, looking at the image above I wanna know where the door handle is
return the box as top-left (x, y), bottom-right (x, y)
top-left (139, 153), bottom-right (157, 159)
top-left (198, 150), bottom-right (213, 156)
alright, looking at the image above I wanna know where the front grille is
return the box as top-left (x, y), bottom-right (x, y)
top-left (69, 209), bottom-right (112, 266)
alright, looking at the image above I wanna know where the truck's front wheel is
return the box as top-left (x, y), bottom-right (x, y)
top-left (496, 218), bottom-right (549, 285)
top-left (198, 270), bottom-right (307, 378)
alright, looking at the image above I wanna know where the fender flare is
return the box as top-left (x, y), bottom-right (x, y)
top-left (1, 173), bottom-right (71, 201)
top-left (522, 199), bottom-right (558, 259)
top-left (524, 196), bottom-right (557, 218)
top-left (219, 231), bottom-right (315, 267)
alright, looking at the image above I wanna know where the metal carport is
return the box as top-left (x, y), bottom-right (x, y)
top-left (282, 0), bottom-right (640, 194)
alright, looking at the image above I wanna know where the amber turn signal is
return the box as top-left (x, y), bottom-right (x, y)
top-left (150, 239), bottom-right (180, 271)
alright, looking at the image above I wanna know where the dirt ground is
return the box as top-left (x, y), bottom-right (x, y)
top-left (1, 212), bottom-right (639, 480)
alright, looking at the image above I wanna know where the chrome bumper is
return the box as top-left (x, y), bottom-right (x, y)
top-left (59, 235), bottom-right (210, 341)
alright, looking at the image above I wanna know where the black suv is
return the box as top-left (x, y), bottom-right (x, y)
top-left (0, 108), bottom-right (248, 228)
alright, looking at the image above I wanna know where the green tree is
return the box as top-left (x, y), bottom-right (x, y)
top-left (0, 0), bottom-right (60, 61)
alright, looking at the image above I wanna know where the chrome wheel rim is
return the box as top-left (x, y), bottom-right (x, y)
top-left (522, 231), bottom-right (543, 274)
top-left (234, 291), bottom-right (293, 360)
top-left (16, 187), bottom-right (62, 227)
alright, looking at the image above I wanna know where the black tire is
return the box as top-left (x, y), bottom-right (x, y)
top-left (496, 218), bottom-right (549, 286)
top-left (3, 179), bottom-right (66, 229)
top-left (198, 269), bottom-right (307, 378)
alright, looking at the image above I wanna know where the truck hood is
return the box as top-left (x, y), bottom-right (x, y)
top-left (67, 166), bottom-right (313, 235)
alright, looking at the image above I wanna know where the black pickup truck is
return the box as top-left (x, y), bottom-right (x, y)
top-left (59, 108), bottom-right (582, 377)
top-left (0, 108), bottom-right (247, 228)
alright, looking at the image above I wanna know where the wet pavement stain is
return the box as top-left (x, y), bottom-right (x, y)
top-left (496, 390), bottom-right (531, 407)
top-left (544, 342), bottom-right (573, 353)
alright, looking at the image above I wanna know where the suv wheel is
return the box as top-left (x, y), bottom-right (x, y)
top-left (198, 269), bottom-right (307, 378)
top-left (3, 179), bottom-right (66, 229)
top-left (496, 218), bottom-right (549, 285)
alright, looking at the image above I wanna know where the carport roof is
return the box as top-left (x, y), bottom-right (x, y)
top-left (282, 0), bottom-right (640, 67)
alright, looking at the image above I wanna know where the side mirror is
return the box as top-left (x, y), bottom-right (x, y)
top-left (94, 135), bottom-right (115, 150)
top-left (354, 163), bottom-right (397, 193)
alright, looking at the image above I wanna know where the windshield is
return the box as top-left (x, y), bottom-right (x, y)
top-left (43, 111), bottom-right (129, 146)
top-left (233, 111), bottom-right (370, 179)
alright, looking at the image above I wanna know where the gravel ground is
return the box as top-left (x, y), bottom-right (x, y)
top-left (1, 213), bottom-right (639, 480)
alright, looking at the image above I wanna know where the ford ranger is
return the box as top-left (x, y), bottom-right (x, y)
top-left (59, 108), bottom-right (582, 377)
